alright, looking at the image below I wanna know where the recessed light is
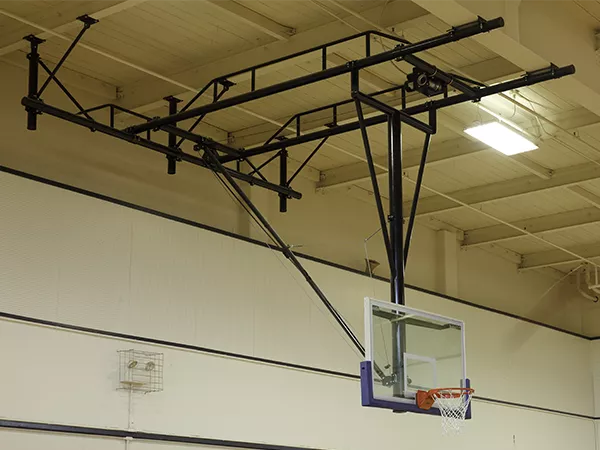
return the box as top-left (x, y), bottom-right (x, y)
top-left (464, 122), bottom-right (538, 156)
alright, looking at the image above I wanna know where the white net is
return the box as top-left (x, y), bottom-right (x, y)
top-left (432, 389), bottom-right (473, 435)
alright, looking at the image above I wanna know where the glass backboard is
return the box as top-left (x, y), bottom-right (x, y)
top-left (360, 297), bottom-right (470, 416)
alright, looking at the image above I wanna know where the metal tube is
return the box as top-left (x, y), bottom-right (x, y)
top-left (37, 24), bottom-right (88, 96)
top-left (38, 60), bottom-right (94, 121)
top-left (243, 158), bottom-right (269, 183)
top-left (389, 112), bottom-right (405, 398)
top-left (263, 115), bottom-right (295, 146)
top-left (279, 149), bottom-right (288, 213)
top-left (180, 81), bottom-right (213, 114)
top-left (248, 152), bottom-right (280, 176)
top-left (25, 35), bottom-right (43, 130)
top-left (126, 17), bottom-right (504, 134)
top-left (404, 133), bottom-right (431, 264)
top-left (21, 97), bottom-right (302, 199)
top-left (161, 124), bottom-right (241, 157)
top-left (354, 99), bottom-right (393, 272)
top-left (389, 113), bottom-right (405, 305)
top-left (204, 149), bottom-right (365, 355)
top-left (165, 96), bottom-right (181, 175)
top-left (287, 137), bottom-right (328, 185)
top-left (236, 64), bottom-right (575, 158)
top-left (175, 86), bottom-right (229, 149)
top-left (354, 91), bottom-right (434, 134)
top-left (227, 31), bottom-right (371, 80)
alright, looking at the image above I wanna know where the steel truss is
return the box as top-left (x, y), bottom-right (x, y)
top-left (22, 14), bottom-right (574, 368)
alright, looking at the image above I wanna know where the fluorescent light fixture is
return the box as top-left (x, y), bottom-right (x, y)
top-left (464, 122), bottom-right (538, 156)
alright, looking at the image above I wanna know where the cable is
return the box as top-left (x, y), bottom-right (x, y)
top-left (363, 227), bottom-right (382, 297)
top-left (309, 1), bottom-right (362, 33)
top-left (536, 264), bottom-right (583, 303)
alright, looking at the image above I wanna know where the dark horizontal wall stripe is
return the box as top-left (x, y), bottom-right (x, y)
top-left (0, 311), bottom-right (594, 421)
top-left (472, 397), bottom-right (596, 421)
top-left (0, 419), bottom-right (333, 450)
top-left (0, 311), bottom-right (357, 380)
top-left (0, 164), bottom-right (595, 341)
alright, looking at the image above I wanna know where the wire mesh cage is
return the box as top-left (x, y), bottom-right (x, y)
top-left (118, 349), bottom-right (163, 393)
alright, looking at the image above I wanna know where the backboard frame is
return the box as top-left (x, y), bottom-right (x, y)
top-left (360, 297), bottom-right (472, 418)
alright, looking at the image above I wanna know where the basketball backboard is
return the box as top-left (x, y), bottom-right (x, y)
top-left (360, 297), bottom-right (471, 418)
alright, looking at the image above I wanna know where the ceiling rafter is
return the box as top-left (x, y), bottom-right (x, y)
top-left (0, 0), bottom-right (147, 57)
top-left (0, 1), bottom-right (147, 99)
top-left (463, 207), bottom-right (600, 247)
top-left (412, 0), bottom-right (600, 117)
top-left (317, 138), bottom-right (488, 191)
top-left (569, 185), bottom-right (600, 208)
top-left (206, 0), bottom-right (295, 41)
top-left (520, 242), bottom-right (600, 271)
top-left (0, 53), bottom-right (116, 100)
top-left (315, 109), bottom-right (600, 191)
top-left (406, 161), bottom-right (600, 218)
top-left (117, 2), bottom-right (428, 111)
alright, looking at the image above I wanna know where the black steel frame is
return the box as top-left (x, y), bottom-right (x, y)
top-left (21, 13), bottom-right (575, 389)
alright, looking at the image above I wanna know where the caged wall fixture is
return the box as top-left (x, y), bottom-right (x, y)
top-left (118, 349), bottom-right (164, 393)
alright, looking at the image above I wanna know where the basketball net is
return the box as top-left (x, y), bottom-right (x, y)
top-left (417, 388), bottom-right (474, 435)
top-left (432, 388), bottom-right (474, 435)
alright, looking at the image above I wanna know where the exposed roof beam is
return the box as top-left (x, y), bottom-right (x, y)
top-left (316, 109), bottom-right (600, 191)
top-left (463, 207), bottom-right (600, 247)
top-left (326, 53), bottom-right (396, 94)
top-left (412, 0), bottom-right (600, 117)
top-left (206, 0), bottom-right (295, 41)
top-left (569, 186), bottom-right (600, 208)
top-left (0, 0), bottom-right (148, 56)
top-left (118, 2), bottom-right (428, 110)
top-left (0, 0), bottom-right (143, 100)
top-left (0, 54), bottom-right (116, 100)
top-left (520, 243), bottom-right (600, 271)
top-left (318, 138), bottom-right (487, 191)
top-left (407, 161), bottom-right (600, 217)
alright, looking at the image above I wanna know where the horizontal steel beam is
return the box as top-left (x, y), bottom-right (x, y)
top-left (126, 17), bottom-right (504, 134)
top-left (21, 97), bottom-right (301, 199)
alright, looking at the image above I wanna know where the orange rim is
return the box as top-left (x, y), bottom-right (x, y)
top-left (428, 387), bottom-right (474, 399)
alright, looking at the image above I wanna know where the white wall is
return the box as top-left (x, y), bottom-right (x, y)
top-left (0, 171), bottom-right (596, 450)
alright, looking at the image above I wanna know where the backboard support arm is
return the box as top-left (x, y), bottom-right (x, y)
top-left (20, 13), bottom-right (575, 385)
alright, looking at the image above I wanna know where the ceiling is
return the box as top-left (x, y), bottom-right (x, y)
top-left (2, 0), bottom-right (600, 278)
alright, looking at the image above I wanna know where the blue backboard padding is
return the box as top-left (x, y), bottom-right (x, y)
top-left (360, 361), bottom-right (472, 419)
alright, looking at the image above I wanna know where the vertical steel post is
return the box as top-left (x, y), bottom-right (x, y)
top-left (165, 96), bottom-right (182, 175)
top-left (279, 149), bottom-right (288, 213)
top-left (389, 112), bottom-right (406, 397)
top-left (25, 35), bottom-right (44, 131)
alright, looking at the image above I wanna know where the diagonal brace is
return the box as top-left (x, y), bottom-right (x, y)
top-left (37, 15), bottom-right (98, 96)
